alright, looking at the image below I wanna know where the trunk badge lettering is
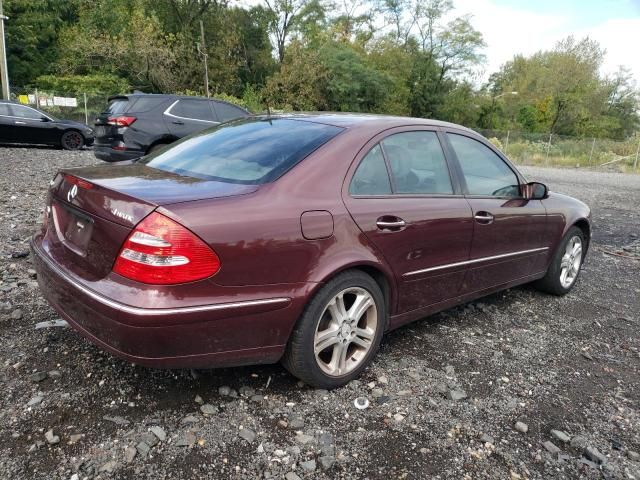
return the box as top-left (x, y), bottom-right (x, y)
top-left (67, 185), bottom-right (78, 202)
top-left (111, 208), bottom-right (134, 223)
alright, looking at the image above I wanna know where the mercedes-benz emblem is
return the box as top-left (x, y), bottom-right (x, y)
top-left (67, 184), bottom-right (78, 202)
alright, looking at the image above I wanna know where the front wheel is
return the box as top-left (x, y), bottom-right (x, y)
top-left (282, 270), bottom-right (386, 389)
top-left (61, 130), bottom-right (84, 150)
top-left (535, 226), bottom-right (585, 295)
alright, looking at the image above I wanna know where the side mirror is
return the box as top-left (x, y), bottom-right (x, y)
top-left (40, 116), bottom-right (50, 122)
top-left (524, 181), bottom-right (548, 200)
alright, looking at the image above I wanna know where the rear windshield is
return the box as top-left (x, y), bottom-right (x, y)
top-left (141, 118), bottom-right (344, 184)
top-left (104, 98), bottom-right (129, 114)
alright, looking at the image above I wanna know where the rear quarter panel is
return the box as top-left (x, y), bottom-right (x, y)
top-left (161, 124), bottom-right (398, 308)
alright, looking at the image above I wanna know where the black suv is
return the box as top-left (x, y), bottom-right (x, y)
top-left (0, 100), bottom-right (94, 150)
top-left (94, 94), bottom-right (250, 162)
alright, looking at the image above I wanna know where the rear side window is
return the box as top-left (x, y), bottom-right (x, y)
top-left (128, 96), bottom-right (167, 113)
top-left (447, 133), bottom-right (520, 197)
top-left (349, 145), bottom-right (391, 195)
top-left (171, 99), bottom-right (215, 122)
top-left (213, 102), bottom-right (247, 122)
top-left (11, 105), bottom-right (42, 120)
top-left (382, 131), bottom-right (452, 194)
top-left (104, 99), bottom-right (129, 114)
top-left (143, 118), bottom-right (343, 184)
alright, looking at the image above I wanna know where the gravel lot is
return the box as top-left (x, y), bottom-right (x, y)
top-left (0, 147), bottom-right (639, 480)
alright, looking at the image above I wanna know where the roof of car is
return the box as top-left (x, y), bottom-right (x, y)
top-left (108, 93), bottom-right (250, 112)
top-left (250, 112), bottom-right (478, 136)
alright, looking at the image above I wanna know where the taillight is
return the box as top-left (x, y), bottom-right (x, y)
top-left (107, 116), bottom-right (136, 127)
top-left (113, 212), bottom-right (220, 285)
top-left (64, 174), bottom-right (93, 190)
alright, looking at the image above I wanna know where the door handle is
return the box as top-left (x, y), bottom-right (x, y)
top-left (172, 120), bottom-right (184, 125)
top-left (15, 121), bottom-right (27, 125)
top-left (474, 211), bottom-right (494, 224)
top-left (376, 217), bottom-right (407, 231)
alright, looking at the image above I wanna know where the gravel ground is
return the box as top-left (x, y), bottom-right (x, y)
top-left (0, 147), bottom-right (639, 480)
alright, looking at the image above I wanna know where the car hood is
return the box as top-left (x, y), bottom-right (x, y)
top-left (56, 119), bottom-right (93, 131)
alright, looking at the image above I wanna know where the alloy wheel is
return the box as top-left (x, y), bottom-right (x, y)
top-left (62, 131), bottom-right (83, 150)
top-left (559, 235), bottom-right (582, 288)
top-left (313, 287), bottom-right (378, 377)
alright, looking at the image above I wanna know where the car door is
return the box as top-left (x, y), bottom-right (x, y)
top-left (9, 105), bottom-right (58, 144)
top-left (343, 128), bottom-right (474, 315)
top-left (164, 98), bottom-right (219, 137)
top-left (0, 103), bottom-right (13, 142)
top-left (443, 130), bottom-right (548, 293)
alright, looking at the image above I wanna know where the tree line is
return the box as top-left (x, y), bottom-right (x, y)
top-left (5, 0), bottom-right (639, 139)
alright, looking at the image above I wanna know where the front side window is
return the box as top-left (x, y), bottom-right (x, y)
top-left (171, 100), bottom-right (215, 122)
top-left (11, 105), bottom-right (43, 120)
top-left (349, 144), bottom-right (392, 195)
top-left (447, 133), bottom-right (520, 197)
top-left (143, 118), bottom-right (343, 184)
top-left (0, 103), bottom-right (10, 116)
top-left (382, 131), bottom-right (453, 194)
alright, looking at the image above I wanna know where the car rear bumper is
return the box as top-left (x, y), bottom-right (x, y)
top-left (94, 145), bottom-right (144, 162)
top-left (30, 236), bottom-right (299, 369)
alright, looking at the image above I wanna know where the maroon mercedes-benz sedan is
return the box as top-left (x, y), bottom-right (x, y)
top-left (31, 114), bottom-right (591, 388)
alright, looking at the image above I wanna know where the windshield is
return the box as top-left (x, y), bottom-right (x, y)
top-left (141, 118), bottom-right (344, 184)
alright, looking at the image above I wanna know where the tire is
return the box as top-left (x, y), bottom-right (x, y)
top-left (535, 226), bottom-right (585, 295)
top-left (282, 270), bottom-right (386, 389)
top-left (60, 130), bottom-right (84, 150)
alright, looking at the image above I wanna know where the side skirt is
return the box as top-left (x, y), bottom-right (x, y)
top-left (388, 271), bottom-right (546, 330)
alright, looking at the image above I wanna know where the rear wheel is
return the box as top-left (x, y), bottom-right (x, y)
top-left (147, 143), bottom-right (169, 155)
top-left (535, 226), bottom-right (585, 295)
top-left (61, 130), bottom-right (84, 150)
top-left (282, 270), bottom-right (385, 389)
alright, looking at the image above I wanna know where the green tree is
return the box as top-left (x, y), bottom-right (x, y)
top-left (5, 0), bottom-right (80, 86)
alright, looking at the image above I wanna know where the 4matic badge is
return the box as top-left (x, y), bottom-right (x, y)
top-left (111, 208), bottom-right (134, 223)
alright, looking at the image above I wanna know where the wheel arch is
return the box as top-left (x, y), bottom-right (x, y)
top-left (309, 261), bottom-right (397, 329)
top-left (572, 218), bottom-right (591, 256)
top-left (146, 136), bottom-right (178, 154)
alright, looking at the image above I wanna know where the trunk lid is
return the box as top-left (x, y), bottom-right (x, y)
top-left (45, 164), bottom-right (257, 280)
top-left (94, 96), bottom-right (132, 143)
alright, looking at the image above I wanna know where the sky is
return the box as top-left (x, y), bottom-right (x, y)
top-left (452, 0), bottom-right (640, 82)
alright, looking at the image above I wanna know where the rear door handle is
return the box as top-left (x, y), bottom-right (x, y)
top-left (172, 120), bottom-right (184, 125)
top-left (376, 217), bottom-right (407, 231)
top-left (474, 211), bottom-right (494, 224)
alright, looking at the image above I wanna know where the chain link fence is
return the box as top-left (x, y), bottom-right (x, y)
top-left (9, 87), bottom-right (111, 126)
top-left (477, 129), bottom-right (640, 173)
top-left (6, 87), bottom-right (640, 173)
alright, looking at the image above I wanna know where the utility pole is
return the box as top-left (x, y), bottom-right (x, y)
top-left (0, 0), bottom-right (10, 100)
top-left (198, 20), bottom-right (210, 98)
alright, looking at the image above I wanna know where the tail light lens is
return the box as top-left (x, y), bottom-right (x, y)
top-left (107, 116), bottom-right (137, 127)
top-left (113, 212), bottom-right (220, 285)
top-left (64, 174), bottom-right (93, 190)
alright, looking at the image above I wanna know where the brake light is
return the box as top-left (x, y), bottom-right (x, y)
top-left (64, 174), bottom-right (94, 190)
top-left (107, 116), bottom-right (136, 127)
top-left (113, 212), bottom-right (220, 285)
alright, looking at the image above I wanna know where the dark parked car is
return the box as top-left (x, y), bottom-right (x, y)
top-left (0, 100), bottom-right (94, 150)
top-left (31, 114), bottom-right (591, 388)
top-left (93, 94), bottom-right (250, 162)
